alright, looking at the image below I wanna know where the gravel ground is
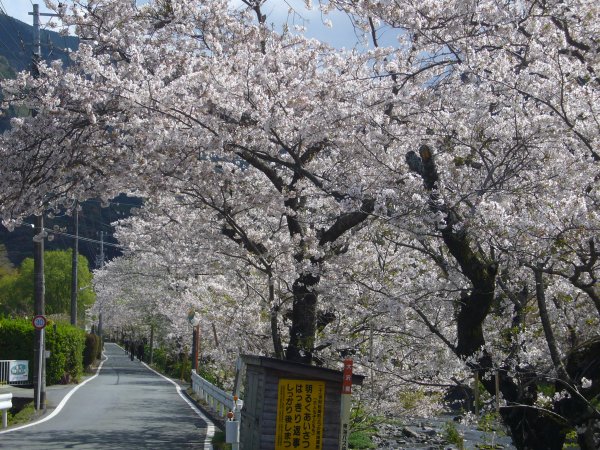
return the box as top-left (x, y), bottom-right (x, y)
top-left (371, 414), bottom-right (517, 449)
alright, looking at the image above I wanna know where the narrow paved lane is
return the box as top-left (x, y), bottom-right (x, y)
top-left (0, 343), bottom-right (213, 449)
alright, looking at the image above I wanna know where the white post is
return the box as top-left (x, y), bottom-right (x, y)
top-left (36, 328), bottom-right (44, 411)
top-left (226, 396), bottom-right (243, 450)
top-left (0, 393), bottom-right (13, 428)
top-left (339, 359), bottom-right (353, 450)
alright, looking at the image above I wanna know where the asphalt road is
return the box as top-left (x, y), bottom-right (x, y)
top-left (0, 343), bottom-right (214, 449)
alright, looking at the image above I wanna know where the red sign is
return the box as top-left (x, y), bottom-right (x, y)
top-left (32, 315), bottom-right (47, 330)
top-left (342, 359), bottom-right (353, 394)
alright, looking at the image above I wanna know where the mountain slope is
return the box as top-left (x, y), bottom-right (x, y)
top-left (0, 12), bottom-right (78, 72)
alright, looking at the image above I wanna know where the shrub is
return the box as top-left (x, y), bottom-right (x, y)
top-left (45, 322), bottom-right (86, 384)
top-left (96, 335), bottom-right (103, 360)
top-left (83, 333), bottom-right (100, 368)
top-left (443, 421), bottom-right (464, 450)
top-left (172, 358), bottom-right (191, 382)
top-left (0, 318), bottom-right (34, 381)
top-left (211, 431), bottom-right (232, 450)
top-left (151, 347), bottom-right (168, 371)
top-left (0, 318), bottom-right (86, 385)
top-left (349, 430), bottom-right (376, 449)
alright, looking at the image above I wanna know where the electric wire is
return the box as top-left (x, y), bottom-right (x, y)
top-left (44, 228), bottom-right (124, 249)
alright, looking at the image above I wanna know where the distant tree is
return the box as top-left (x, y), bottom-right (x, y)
top-left (0, 244), bottom-right (13, 274)
top-left (0, 250), bottom-right (95, 321)
top-left (0, 55), bottom-right (15, 80)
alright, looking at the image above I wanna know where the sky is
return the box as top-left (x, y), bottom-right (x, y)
top-left (0, 0), bottom-right (393, 50)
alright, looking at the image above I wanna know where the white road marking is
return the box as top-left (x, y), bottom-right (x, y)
top-left (1, 344), bottom-right (214, 449)
top-left (0, 353), bottom-right (108, 435)
top-left (142, 361), bottom-right (215, 450)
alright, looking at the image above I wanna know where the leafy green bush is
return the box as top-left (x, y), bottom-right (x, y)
top-left (349, 430), bottom-right (376, 449)
top-left (198, 365), bottom-right (225, 389)
top-left (172, 359), bottom-right (192, 382)
top-left (83, 333), bottom-right (101, 368)
top-left (149, 346), bottom-right (191, 380)
top-left (0, 318), bottom-right (86, 385)
top-left (0, 318), bottom-right (34, 380)
top-left (151, 347), bottom-right (168, 371)
top-left (443, 421), bottom-right (464, 450)
top-left (45, 322), bottom-right (86, 384)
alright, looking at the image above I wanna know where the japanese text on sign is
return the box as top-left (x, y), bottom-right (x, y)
top-left (275, 379), bottom-right (325, 450)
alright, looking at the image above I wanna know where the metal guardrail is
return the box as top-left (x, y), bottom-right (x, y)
top-left (190, 369), bottom-right (235, 419)
top-left (0, 392), bottom-right (12, 428)
top-left (0, 360), bottom-right (29, 386)
top-left (190, 370), bottom-right (243, 449)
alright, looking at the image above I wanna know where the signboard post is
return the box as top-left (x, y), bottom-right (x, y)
top-left (32, 315), bottom-right (46, 411)
top-left (240, 355), bottom-right (364, 449)
top-left (339, 359), bottom-right (353, 450)
top-left (275, 379), bottom-right (326, 450)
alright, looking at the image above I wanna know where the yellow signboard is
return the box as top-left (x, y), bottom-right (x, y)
top-left (275, 379), bottom-right (326, 450)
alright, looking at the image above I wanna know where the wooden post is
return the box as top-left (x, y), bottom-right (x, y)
top-left (495, 370), bottom-right (500, 414)
top-left (473, 371), bottom-right (480, 418)
top-left (193, 324), bottom-right (200, 372)
top-left (149, 324), bottom-right (154, 365)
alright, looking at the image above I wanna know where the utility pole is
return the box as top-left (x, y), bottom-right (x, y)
top-left (30, 4), bottom-right (46, 412)
top-left (70, 203), bottom-right (79, 325)
top-left (98, 231), bottom-right (104, 339)
top-left (30, 4), bottom-right (62, 410)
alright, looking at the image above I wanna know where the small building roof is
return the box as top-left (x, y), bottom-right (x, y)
top-left (241, 354), bottom-right (365, 385)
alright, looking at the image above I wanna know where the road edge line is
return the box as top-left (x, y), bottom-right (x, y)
top-left (0, 352), bottom-right (109, 435)
top-left (141, 361), bottom-right (215, 450)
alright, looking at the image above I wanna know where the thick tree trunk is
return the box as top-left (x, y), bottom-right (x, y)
top-left (500, 403), bottom-right (566, 450)
top-left (415, 145), bottom-right (571, 450)
top-left (285, 272), bottom-right (319, 364)
top-left (563, 338), bottom-right (600, 450)
top-left (474, 357), bottom-right (568, 450)
top-left (270, 307), bottom-right (284, 359)
top-left (268, 274), bottom-right (284, 359)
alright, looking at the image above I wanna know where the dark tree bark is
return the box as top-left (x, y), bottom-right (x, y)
top-left (414, 145), bottom-right (575, 450)
top-left (286, 272), bottom-right (320, 364)
top-left (284, 200), bottom-right (375, 364)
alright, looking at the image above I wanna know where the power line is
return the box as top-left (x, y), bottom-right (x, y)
top-left (45, 228), bottom-right (124, 249)
top-left (24, 223), bottom-right (124, 249)
top-left (82, 198), bottom-right (143, 208)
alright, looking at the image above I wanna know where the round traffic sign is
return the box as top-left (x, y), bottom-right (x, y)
top-left (32, 315), bottom-right (47, 330)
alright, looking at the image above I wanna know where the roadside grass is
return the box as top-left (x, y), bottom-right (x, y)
top-left (8, 399), bottom-right (36, 426)
top-left (349, 428), bottom-right (377, 449)
top-left (211, 430), bottom-right (232, 449)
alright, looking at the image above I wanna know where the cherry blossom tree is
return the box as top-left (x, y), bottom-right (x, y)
top-left (319, 0), bottom-right (599, 447)
top-left (1, 1), bottom-right (598, 447)
top-left (1, 0), bottom-right (397, 365)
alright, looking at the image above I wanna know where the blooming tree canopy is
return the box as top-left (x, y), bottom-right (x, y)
top-left (0, 1), bottom-right (598, 448)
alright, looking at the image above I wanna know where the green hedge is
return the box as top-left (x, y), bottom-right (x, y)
top-left (0, 318), bottom-right (34, 380)
top-left (83, 333), bottom-right (103, 368)
top-left (0, 318), bottom-right (86, 385)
